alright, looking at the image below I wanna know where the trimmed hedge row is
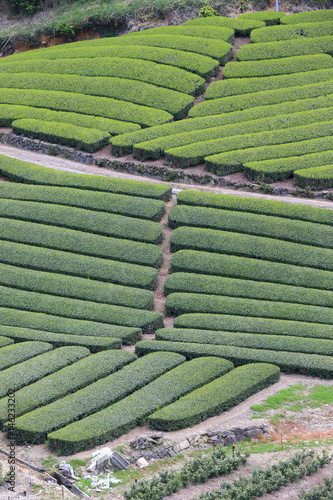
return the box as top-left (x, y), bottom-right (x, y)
top-left (149, 363), bottom-right (280, 431)
top-left (111, 93), bottom-right (333, 156)
top-left (205, 136), bottom-right (333, 176)
top-left (223, 54), bottom-right (333, 79)
top-left (135, 107), bottom-right (333, 162)
top-left (0, 73), bottom-right (193, 119)
top-left (171, 250), bottom-right (333, 291)
top-left (165, 293), bottom-right (333, 325)
top-left (0, 104), bottom-right (140, 135)
top-left (1, 326), bottom-right (123, 351)
top-left (0, 57), bottom-right (206, 96)
top-left (168, 205), bottom-right (333, 249)
top-left (0, 346), bottom-right (90, 399)
top-left (236, 36), bottom-right (333, 61)
top-left (294, 165), bottom-right (333, 190)
top-left (135, 340), bottom-right (333, 377)
top-left (10, 352), bottom-right (186, 444)
top-left (169, 227), bottom-right (333, 271)
top-left (127, 25), bottom-right (234, 42)
top-left (13, 119), bottom-right (109, 153)
top-left (0, 349), bottom-right (135, 425)
top-left (47, 356), bottom-right (234, 454)
top-left (0, 341), bottom-right (52, 371)
top-left (0, 219), bottom-right (162, 269)
top-left (238, 11), bottom-right (286, 25)
top-left (156, 328), bottom-right (333, 357)
top-left (0, 88), bottom-right (172, 127)
top-left (174, 313), bottom-right (333, 341)
top-left (182, 17), bottom-right (266, 37)
top-left (190, 80), bottom-right (333, 117)
top-left (0, 307), bottom-right (141, 342)
top-left (0, 183), bottom-right (165, 221)
top-left (244, 150), bottom-right (333, 183)
top-left (0, 263), bottom-right (154, 310)
top-left (0, 199), bottom-right (163, 244)
top-left (0, 155), bottom-right (172, 200)
top-left (176, 190), bottom-right (333, 226)
top-left (250, 21), bottom-right (333, 44)
top-left (0, 336), bottom-right (13, 348)
top-left (205, 68), bottom-right (333, 99)
top-left (164, 273), bottom-right (333, 308)
top-left (280, 10), bottom-right (333, 24)
top-left (0, 286), bottom-right (164, 334)
top-left (0, 240), bottom-right (158, 290)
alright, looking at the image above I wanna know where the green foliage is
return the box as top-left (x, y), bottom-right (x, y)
top-left (238, 11), bottom-right (286, 25)
top-left (294, 164), bottom-right (333, 190)
top-left (149, 363), bottom-right (280, 430)
top-left (281, 10), bottom-right (333, 25)
top-left (0, 336), bottom-right (14, 348)
top-left (11, 352), bottom-right (186, 444)
top-left (0, 345), bottom-right (89, 398)
top-left (0, 341), bottom-right (52, 371)
top-left (198, 2), bottom-right (219, 17)
top-left (0, 350), bottom-right (135, 425)
top-left (183, 16), bottom-right (266, 37)
top-left (127, 25), bottom-right (233, 42)
top-left (298, 476), bottom-right (333, 499)
top-left (251, 21), bottom-right (333, 44)
top-left (170, 249), bottom-right (333, 290)
top-left (47, 357), bottom-right (233, 454)
top-left (0, 154), bottom-right (172, 200)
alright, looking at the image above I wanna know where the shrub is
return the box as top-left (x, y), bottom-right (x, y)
top-left (182, 17), bottom-right (266, 37)
top-left (298, 476), bottom-right (333, 500)
top-left (0, 154), bottom-right (172, 200)
top-left (0, 346), bottom-right (90, 399)
top-left (223, 54), bottom-right (333, 79)
top-left (34, 357), bottom-right (233, 451)
top-left (238, 11), bottom-right (286, 25)
top-left (127, 26), bottom-right (234, 43)
top-left (176, 189), bottom-right (333, 225)
top-left (280, 10), bottom-right (333, 25)
top-left (0, 341), bottom-right (52, 371)
top-left (149, 363), bottom-right (280, 430)
top-left (170, 250), bottom-right (333, 290)
top-left (294, 165), bottom-right (333, 190)
top-left (0, 349), bottom-right (135, 425)
top-left (164, 272), bottom-right (333, 308)
top-left (250, 21), bottom-right (333, 44)
top-left (10, 352), bottom-right (185, 443)
top-left (168, 205), bottom-right (333, 249)
top-left (0, 336), bottom-right (13, 348)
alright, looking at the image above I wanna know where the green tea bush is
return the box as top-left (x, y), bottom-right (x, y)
top-left (10, 352), bottom-right (185, 444)
top-left (164, 272), bottom-right (333, 308)
top-left (0, 341), bottom-right (52, 371)
top-left (238, 11), bottom-right (286, 25)
top-left (168, 205), bottom-right (333, 249)
top-left (223, 54), bottom-right (333, 78)
top-left (0, 155), bottom-right (172, 200)
top-left (0, 346), bottom-right (89, 398)
top-left (281, 10), bottom-right (333, 24)
top-left (0, 336), bottom-right (14, 348)
top-left (12, 119), bottom-right (109, 153)
top-left (170, 250), bottom-right (333, 290)
top-left (126, 26), bottom-right (234, 43)
top-left (149, 363), bottom-right (280, 430)
top-left (294, 165), bottom-right (333, 190)
top-left (183, 17), bottom-right (266, 37)
top-left (251, 21), bottom-right (333, 43)
top-left (0, 349), bottom-right (135, 425)
top-left (176, 189), bottom-right (333, 225)
top-left (298, 476), bottom-right (333, 500)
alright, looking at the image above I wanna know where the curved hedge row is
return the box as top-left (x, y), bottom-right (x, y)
top-left (0, 346), bottom-right (90, 399)
top-left (174, 313), bottom-right (333, 340)
top-left (0, 240), bottom-right (158, 290)
top-left (0, 155), bottom-right (172, 200)
top-left (168, 205), bottom-right (333, 249)
top-left (0, 57), bottom-right (205, 96)
top-left (149, 363), bottom-right (280, 431)
top-left (134, 108), bottom-right (333, 162)
top-left (238, 11), bottom-right (286, 25)
top-left (236, 36), bottom-right (333, 61)
top-left (0, 336), bottom-right (13, 348)
top-left (223, 54), bottom-right (333, 79)
top-left (176, 190), bottom-right (333, 226)
top-left (165, 293), bottom-right (333, 325)
top-left (0, 199), bottom-right (163, 244)
top-left (47, 356), bottom-right (234, 454)
top-left (250, 21), bottom-right (333, 44)
top-left (127, 25), bottom-right (234, 42)
top-left (280, 10), bottom-right (333, 24)
top-left (135, 340), bottom-right (333, 377)
top-left (206, 69), bottom-right (333, 99)
top-left (10, 352), bottom-right (186, 444)
top-left (183, 17), bottom-right (265, 37)
top-left (0, 104), bottom-right (140, 135)
top-left (0, 183), bottom-right (165, 221)
top-left (0, 306), bottom-right (141, 342)
top-left (164, 273), bottom-right (333, 308)
top-left (190, 80), bottom-right (333, 117)
top-left (0, 73), bottom-right (193, 119)
top-left (294, 165), bottom-right (333, 190)
top-left (0, 286), bottom-right (164, 334)
top-left (156, 328), bottom-right (333, 357)
top-left (171, 250), bottom-right (333, 291)
top-left (0, 263), bottom-right (154, 310)
top-left (0, 341), bottom-right (52, 371)
top-left (205, 136), bottom-right (333, 176)
top-left (0, 349), bottom-right (135, 425)
top-left (0, 88), bottom-right (172, 127)
top-left (13, 119), bottom-right (109, 153)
